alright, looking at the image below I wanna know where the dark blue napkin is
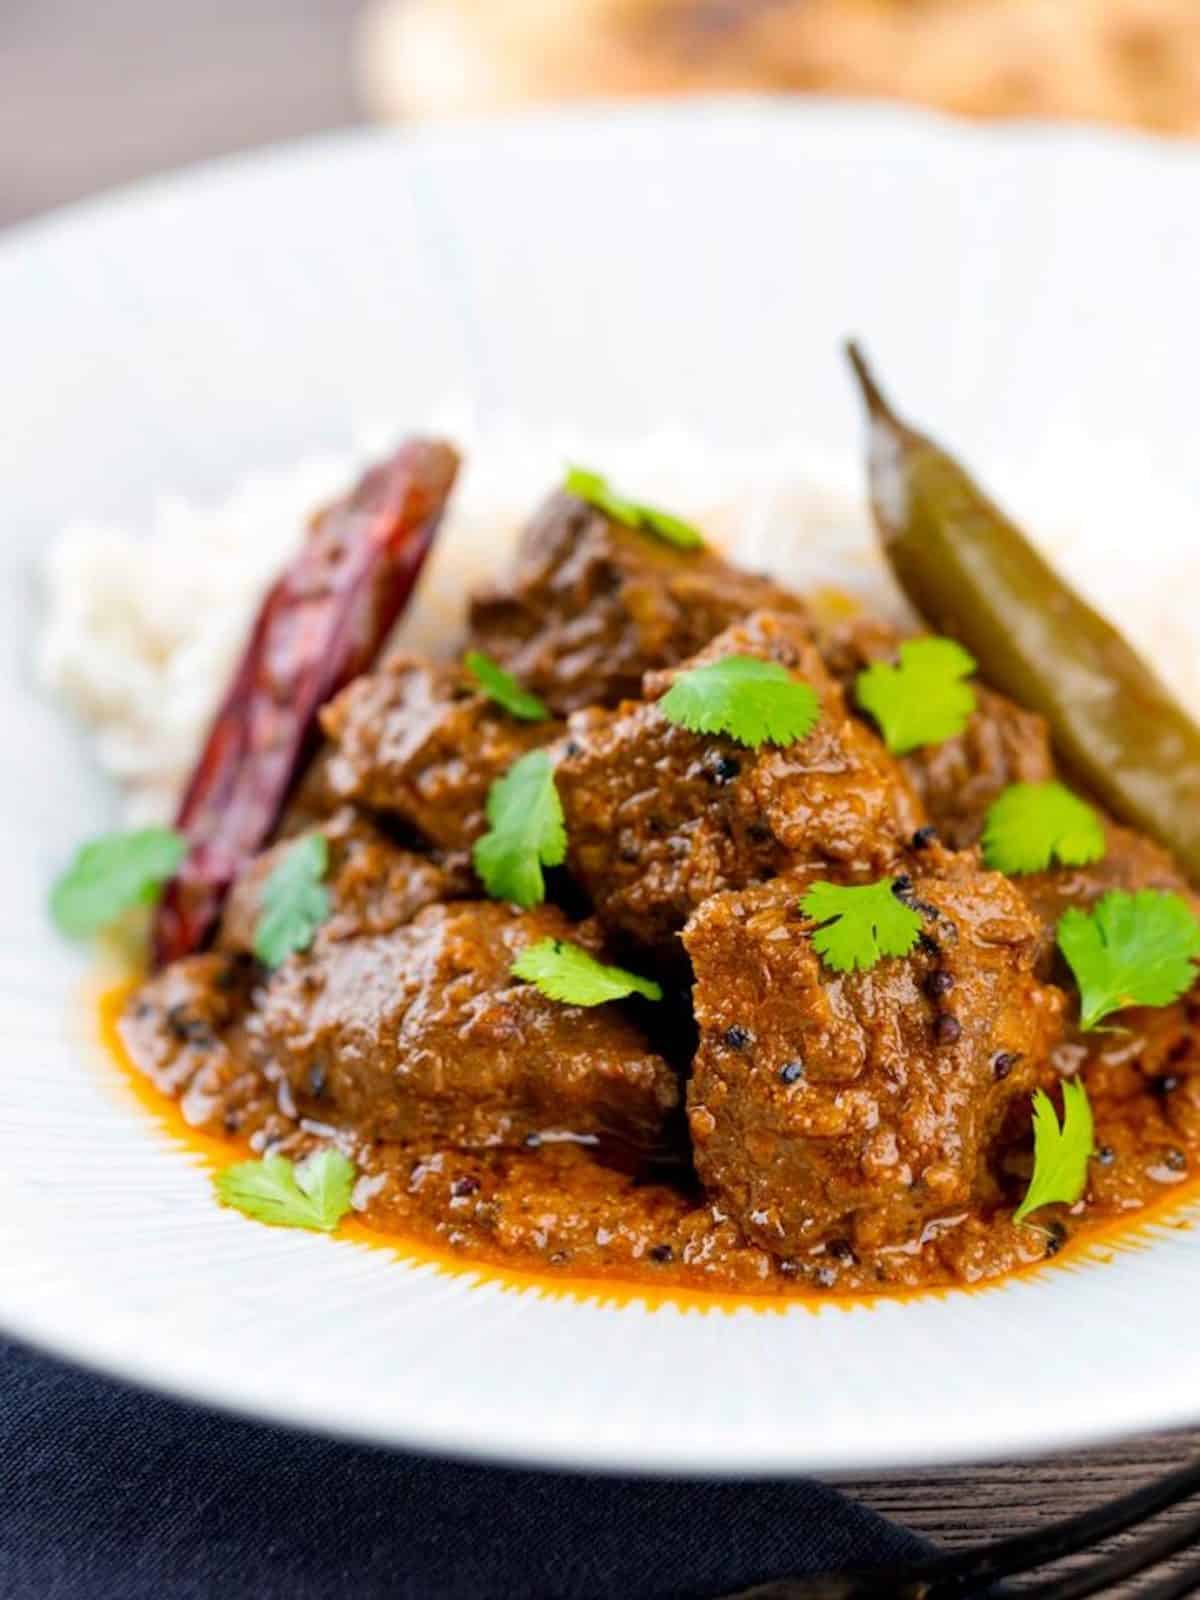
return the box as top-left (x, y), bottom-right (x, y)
top-left (1, 1336), bottom-right (926, 1598)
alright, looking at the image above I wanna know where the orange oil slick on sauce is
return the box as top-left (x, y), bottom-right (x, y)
top-left (92, 975), bottom-right (1200, 1316)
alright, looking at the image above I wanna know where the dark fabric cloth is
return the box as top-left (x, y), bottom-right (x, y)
top-left (0, 1336), bottom-right (926, 1599)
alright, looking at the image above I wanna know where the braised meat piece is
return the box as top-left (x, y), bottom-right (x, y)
top-left (128, 812), bottom-right (472, 1137)
top-left (274, 749), bottom-right (344, 837)
top-left (554, 611), bottom-right (924, 960)
top-left (1021, 818), bottom-right (1200, 1081)
top-left (1019, 814), bottom-right (1198, 988)
top-left (1021, 818), bottom-right (1196, 938)
top-left (908, 690), bottom-right (1055, 850)
top-left (120, 954), bottom-right (272, 1135)
top-left (252, 901), bottom-right (679, 1149)
top-left (113, 429), bottom-right (1200, 1299)
top-left (219, 807), bottom-right (470, 954)
top-left (821, 615), bottom-right (1055, 849)
top-left (684, 853), bottom-right (1065, 1256)
top-left (825, 614), bottom-right (1200, 1077)
top-left (468, 489), bottom-right (809, 713)
top-left (320, 654), bottom-right (558, 855)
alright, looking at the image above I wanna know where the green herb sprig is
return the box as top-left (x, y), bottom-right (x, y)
top-left (214, 1149), bottom-right (356, 1233)
top-left (465, 650), bottom-right (550, 722)
top-left (565, 466), bottom-right (704, 550)
top-left (253, 833), bottom-right (330, 967)
top-left (658, 656), bottom-right (821, 750)
top-left (981, 782), bottom-right (1105, 876)
top-left (855, 637), bottom-right (977, 755)
top-left (473, 750), bottom-right (566, 909)
top-left (1057, 889), bottom-right (1200, 1031)
top-left (50, 826), bottom-right (186, 937)
top-left (511, 938), bottom-right (663, 1006)
top-left (1013, 1081), bottom-right (1094, 1224)
top-left (799, 877), bottom-right (924, 974)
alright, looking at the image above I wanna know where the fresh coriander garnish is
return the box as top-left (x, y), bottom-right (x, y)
top-left (253, 833), bottom-right (330, 967)
top-left (50, 826), bottom-right (186, 937)
top-left (799, 877), bottom-right (923, 974)
top-left (564, 465), bottom-right (704, 550)
top-left (1057, 889), bottom-right (1200, 1031)
top-left (658, 656), bottom-right (821, 749)
top-left (1013, 1080), bottom-right (1094, 1224)
top-left (473, 749), bottom-right (566, 909)
top-left (981, 781), bottom-right (1106, 876)
top-left (511, 938), bottom-right (663, 1006)
top-left (214, 1149), bottom-right (356, 1233)
top-left (464, 650), bottom-right (550, 723)
top-left (855, 637), bottom-right (977, 755)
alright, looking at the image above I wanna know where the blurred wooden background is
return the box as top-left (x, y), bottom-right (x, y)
top-left (0, 0), bottom-right (364, 226)
top-left (4, 0), bottom-right (1200, 1583)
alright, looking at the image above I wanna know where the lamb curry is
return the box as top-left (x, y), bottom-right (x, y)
top-left (60, 354), bottom-right (1200, 1301)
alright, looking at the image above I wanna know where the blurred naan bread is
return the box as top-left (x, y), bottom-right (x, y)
top-left (358, 0), bottom-right (1200, 134)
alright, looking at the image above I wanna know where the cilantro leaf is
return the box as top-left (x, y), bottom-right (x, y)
top-left (800, 877), bottom-right (924, 973)
top-left (214, 1149), bottom-right (356, 1232)
top-left (50, 826), bottom-right (186, 937)
top-left (1057, 889), bottom-right (1200, 1030)
top-left (658, 656), bottom-right (821, 749)
top-left (511, 938), bottom-right (663, 1005)
top-left (855, 637), bottom-right (977, 755)
top-left (464, 650), bottom-right (550, 722)
top-left (564, 465), bottom-right (704, 550)
top-left (1013, 1080), bottom-right (1094, 1224)
top-left (473, 749), bottom-right (566, 909)
top-left (253, 833), bottom-right (330, 967)
top-left (981, 781), bottom-right (1106, 876)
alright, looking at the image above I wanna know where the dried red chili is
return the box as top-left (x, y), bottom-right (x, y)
top-left (153, 437), bottom-right (460, 965)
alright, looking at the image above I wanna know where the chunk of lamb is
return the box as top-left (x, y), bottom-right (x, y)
top-left (1022, 818), bottom-right (1200, 1081)
top-left (553, 611), bottom-right (924, 961)
top-left (683, 854), bottom-right (1065, 1256)
top-left (319, 654), bottom-right (559, 855)
top-left (824, 615), bottom-right (1200, 1078)
top-left (1021, 817), bottom-right (1196, 939)
top-left (219, 807), bottom-right (469, 953)
top-left (468, 489), bottom-right (809, 713)
top-left (252, 902), bottom-right (679, 1149)
top-left (124, 813), bottom-right (467, 1134)
top-left (120, 954), bottom-right (272, 1135)
top-left (821, 615), bottom-right (1055, 849)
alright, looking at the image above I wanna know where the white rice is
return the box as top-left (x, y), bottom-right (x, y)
top-left (37, 417), bottom-right (1200, 824)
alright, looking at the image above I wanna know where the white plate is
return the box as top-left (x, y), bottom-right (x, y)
top-left (5, 100), bottom-right (1200, 1478)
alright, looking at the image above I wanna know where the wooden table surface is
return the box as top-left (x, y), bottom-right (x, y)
top-left (848, 1430), bottom-right (1200, 1584)
top-left (4, 0), bottom-right (1199, 1583)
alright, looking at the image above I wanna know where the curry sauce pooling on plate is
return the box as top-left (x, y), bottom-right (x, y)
top-left (59, 364), bottom-right (1200, 1300)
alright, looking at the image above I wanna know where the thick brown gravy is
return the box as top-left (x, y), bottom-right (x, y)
top-left (97, 977), bottom-right (1200, 1311)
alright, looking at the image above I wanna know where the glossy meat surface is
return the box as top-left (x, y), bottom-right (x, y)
top-left (120, 953), bottom-right (268, 1135)
top-left (1020, 818), bottom-right (1195, 938)
top-left (219, 807), bottom-right (470, 953)
top-left (320, 655), bottom-right (558, 855)
top-left (118, 456), bottom-right (1200, 1304)
top-left (684, 853), bottom-right (1065, 1255)
top-left (555, 611), bottom-right (924, 958)
top-left (468, 490), bottom-right (809, 713)
top-left (1022, 818), bottom-right (1200, 1080)
top-left (252, 901), bottom-right (680, 1149)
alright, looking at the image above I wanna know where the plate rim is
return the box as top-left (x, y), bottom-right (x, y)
top-left (6, 90), bottom-right (1200, 259)
top-left (8, 96), bottom-right (1200, 1476)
